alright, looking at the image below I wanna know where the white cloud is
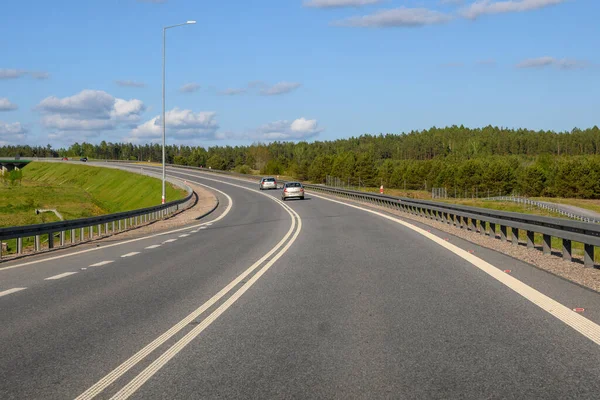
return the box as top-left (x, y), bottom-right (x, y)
top-left (253, 118), bottom-right (323, 140)
top-left (303, 0), bottom-right (382, 8)
top-left (0, 69), bottom-right (27, 79)
top-left (461, 0), bottom-right (566, 19)
top-left (260, 82), bottom-right (302, 96)
top-left (0, 69), bottom-right (50, 80)
top-left (111, 98), bottom-right (146, 123)
top-left (38, 90), bottom-right (115, 117)
top-left (41, 115), bottom-right (116, 131)
top-left (115, 80), bottom-right (146, 88)
top-left (0, 121), bottom-right (27, 143)
top-left (220, 88), bottom-right (247, 96)
top-left (30, 71), bottom-right (50, 80)
top-left (127, 108), bottom-right (220, 142)
top-left (180, 83), bottom-right (201, 93)
top-left (37, 89), bottom-right (146, 133)
top-left (0, 98), bottom-right (18, 111)
top-left (333, 7), bottom-right (453, 27)
top-left (516, 56), bottom-right (589, 69)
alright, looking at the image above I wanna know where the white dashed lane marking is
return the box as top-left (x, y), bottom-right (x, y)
top-left (90, 261), bottom-right (114, 267)
top-left (179, 234), bottom-right (190, 238)
top-left (45, 272), bottom-right (78, 280)
top-left (121, 252), bottom-right (140, 258)
top-left (163, 239), bottom-right (177, 243)
top-left (145, 245), bottom-right (161, 249)
top-left (0, 287), bottom-right (27, 298)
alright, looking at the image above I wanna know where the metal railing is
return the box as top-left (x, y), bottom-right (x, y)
top-left (0, 174), bottom-right (194, 260)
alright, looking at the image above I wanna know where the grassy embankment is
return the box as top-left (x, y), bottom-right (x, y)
top-left (1, 162), bottom-right (186, 253)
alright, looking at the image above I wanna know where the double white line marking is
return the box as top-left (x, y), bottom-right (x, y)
top-left (76, 174), bottom-right (302, 400)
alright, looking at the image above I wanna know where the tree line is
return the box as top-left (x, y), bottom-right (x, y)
top-left (2, 125), bottom-right (600, 198)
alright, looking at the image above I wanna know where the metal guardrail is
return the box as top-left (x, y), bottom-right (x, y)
top-left (0, 168), bottom-right (194, 260)
top-left (149, 162), bottom-right (600, 268)
top-left (487, 196), bottom-right (600, 224)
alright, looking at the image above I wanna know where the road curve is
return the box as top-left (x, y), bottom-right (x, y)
top-left (2, 166), bottom-right (600, 399)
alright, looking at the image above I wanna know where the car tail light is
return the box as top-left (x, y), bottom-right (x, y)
top-left (284, 188), bottom-right (287, 192)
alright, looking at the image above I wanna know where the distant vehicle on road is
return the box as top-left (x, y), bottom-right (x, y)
top-left (80, 157), bottom-right (88, 162)
top-left (62, 157), bottom-right (68, 161)
top-left (259, 177), bottom-right (277, 190)
top-left (281, 181), bottom-right (305, 201)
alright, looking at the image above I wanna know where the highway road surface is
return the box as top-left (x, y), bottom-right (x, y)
top-left (2, 166), bottom-right (600, 399)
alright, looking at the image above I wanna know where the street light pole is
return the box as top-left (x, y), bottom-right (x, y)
top-left (162, 21), bottom-right (196, 204)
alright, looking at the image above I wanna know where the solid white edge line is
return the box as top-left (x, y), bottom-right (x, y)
top-left (75, 173), bottom-right (298, 400)
top-left (308, 191), bottom-right (600, 346)
top-left (0, 287), bottom-right (27, 297)
top-left (44, 272), bottom-right (78, 280)
top-left (0, 181), bottom-right (233, 273)
top-left (110, 206), bottom-right (302, 400)
top-left (89, 261), bottom-right (114, 267)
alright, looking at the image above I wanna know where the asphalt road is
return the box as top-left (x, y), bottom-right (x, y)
top-left (2, 166), bottom-right (600, 399)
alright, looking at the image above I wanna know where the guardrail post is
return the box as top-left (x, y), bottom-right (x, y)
top-left (584, 244), bottom-right (595, 268)
top-left (124, 218), bottom-right (128, 230)
top-left (105, 223), bottom-right (109, 235)
top-left (71, 229), bottom-right (75, 244)
top-left (526, 231), bottom-right (535, 249)
top-left (98, 224), bottom-right (102, 236)
top-left (489, 223), bottom-right (496, 238)
top-left (500, 226), bottom-right (507, 242)
top-left (469, 218), bottom-right (476, 231)
top-left (34, 235), bottom-right (41, 252)
top-left (60, 231), bottom-right (65, 246)
top-left (511, 227), bottom-right (519, 246)
top-left (17, 238), bottom-right (23, 254)
top-left (48, 232), bottom-right (54, 249)
top-left (542, 234), bottom-right (551, 255)
top-left (80, 228), bottom-right (84, 242)
top-left (112, 221), bottom-right (115, 233)
top-left (562, 239), bottom-right (572, 262)
top-left (479, 221), bottom-right (487, 236)
top-left (90, 226), bottom-right (94, 239)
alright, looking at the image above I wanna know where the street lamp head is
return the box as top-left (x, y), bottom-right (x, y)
top-left (187, 20), bottom-right (197, 24)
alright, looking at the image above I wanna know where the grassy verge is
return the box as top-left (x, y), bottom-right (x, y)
top-left (435, 199), bottom-right (566, 219)
top-left (0, 161), bottom-right (186, 228)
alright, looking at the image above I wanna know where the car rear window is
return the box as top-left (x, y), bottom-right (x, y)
top-left (264, 178), bottom-right (275, 182)
top-left (287, 183), bottom-right (302, 187)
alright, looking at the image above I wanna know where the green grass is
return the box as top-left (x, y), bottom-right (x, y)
top-left (436, 199), bottom-right (566, 219)
top-left (0, 162), bottom-right (186, 228)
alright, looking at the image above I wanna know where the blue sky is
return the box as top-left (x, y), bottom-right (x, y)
top-left (0, 0), bottom-right (598, 148)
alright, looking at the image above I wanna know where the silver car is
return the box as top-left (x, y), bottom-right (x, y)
top-left (281, 182), bottom-right (305, 201)
top-left (259, 177), bottom-right (278, 190)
